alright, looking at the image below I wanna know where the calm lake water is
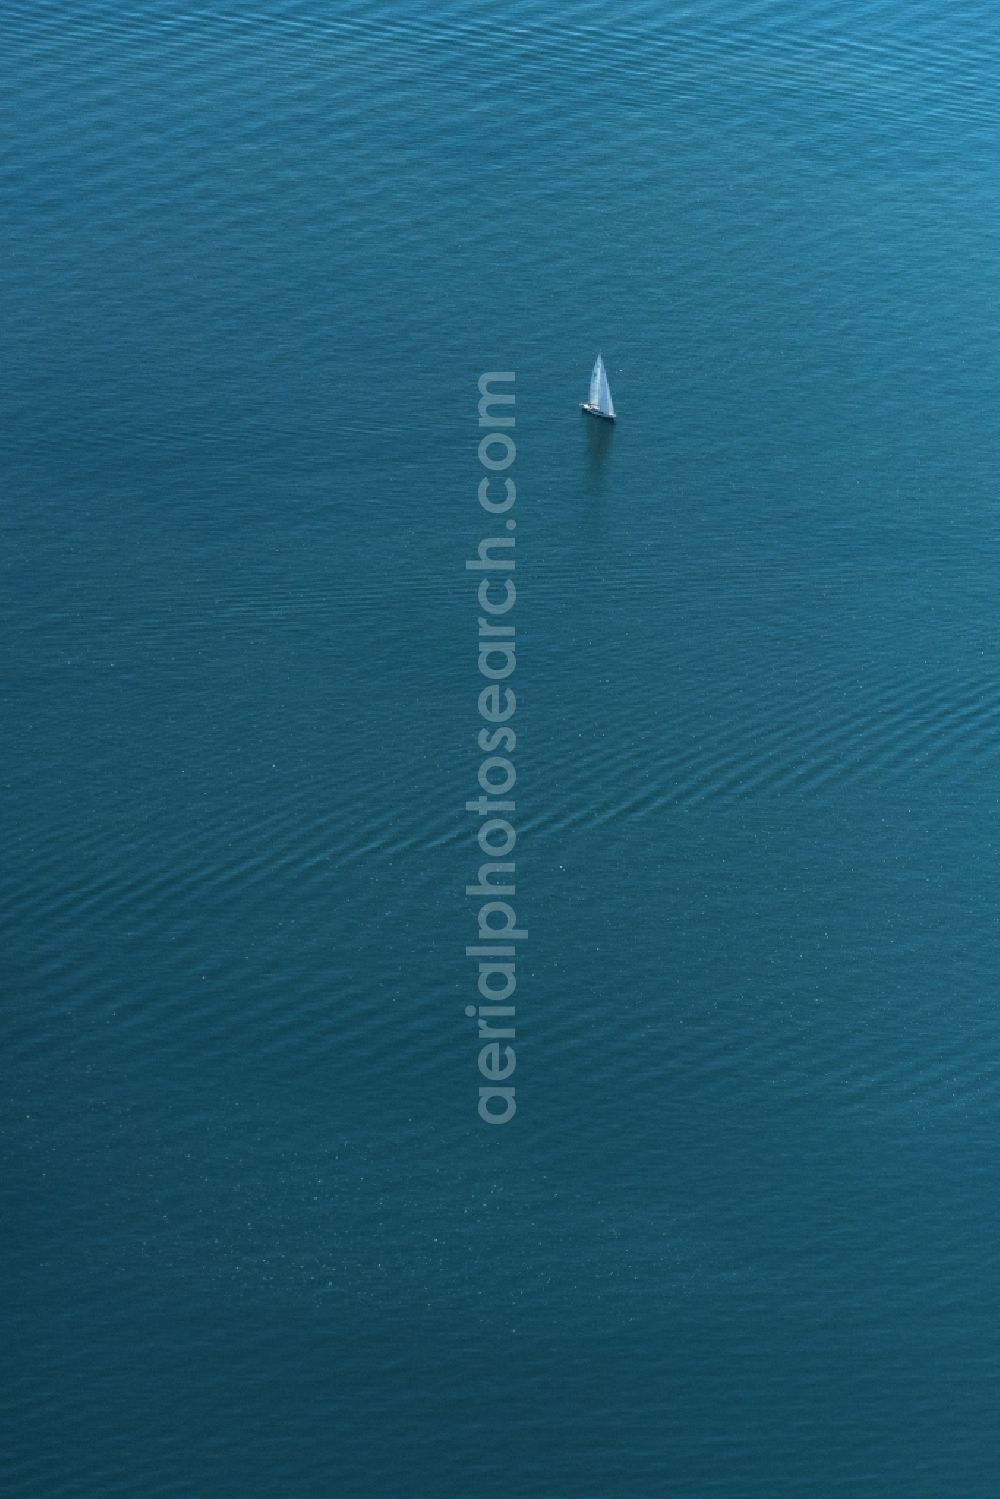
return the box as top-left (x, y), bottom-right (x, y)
top-left (5, 1), bottom-right (1000, 1494)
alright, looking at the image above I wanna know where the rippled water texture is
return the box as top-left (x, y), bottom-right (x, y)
top-left (5, 2), bottom-right (1000, 1494)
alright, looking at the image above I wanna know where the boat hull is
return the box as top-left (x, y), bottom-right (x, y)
top-left (580, 403), bottom-right (615, 422)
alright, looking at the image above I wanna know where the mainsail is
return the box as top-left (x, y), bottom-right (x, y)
top-left (589, 355), bottom-right (603, 408)
top-left (589, 354), bottom-right (615, 417)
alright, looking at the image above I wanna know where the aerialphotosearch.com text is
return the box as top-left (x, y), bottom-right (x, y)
top-left (465, 371), bottom-right (524, 1125)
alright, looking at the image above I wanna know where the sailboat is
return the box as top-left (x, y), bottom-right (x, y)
top-left (580, 353), bottom-right (616, 422)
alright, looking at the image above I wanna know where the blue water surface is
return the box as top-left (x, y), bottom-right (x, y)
top-left (4, 1), bottom-right (1000, 1494)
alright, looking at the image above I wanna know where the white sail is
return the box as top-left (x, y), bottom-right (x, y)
top-left (584, 353), bottom-right (616, 418)
top-left (598, 360), bottom-right (615, 418)
top-left (588, 353), bottom-right (614, 417)
top-left (589, 355), bottom-right (604, 409)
